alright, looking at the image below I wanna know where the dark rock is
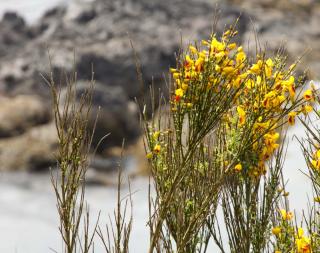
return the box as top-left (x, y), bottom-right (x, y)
top-left (0, 0), bottom-right (249, 98)
top-left (228, 0), bottom-right (320, 78)
top-left (60, 81), bottom-right (140, 152)
top-left (0, 12), bottom-right (32, 56)
top-left (2, 12), bottom-right (26, 32)
top-left (74, 9), bottom-right (96, 24)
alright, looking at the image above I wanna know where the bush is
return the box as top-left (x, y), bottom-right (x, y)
top-left (49, 25), bottom-right (319, 253)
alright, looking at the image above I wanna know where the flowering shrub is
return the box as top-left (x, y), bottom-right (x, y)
top-left (49, 22), bottom-right (320, 253)
top-left (143, 26), bottom-right (317, 252)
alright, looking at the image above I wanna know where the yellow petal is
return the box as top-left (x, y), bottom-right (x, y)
top-left (235, 163), bottom-right (242, 172)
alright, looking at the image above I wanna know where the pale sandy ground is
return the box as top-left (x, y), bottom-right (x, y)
top-left (0, 1), bottom-right (318, 252)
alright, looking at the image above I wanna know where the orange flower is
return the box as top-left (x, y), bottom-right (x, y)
top-left (303, 89), bottom-right (313, 101)
top-left (288, 111), bottom-right (297, 126)
top-left (174, 88), bottom-right (184, 102)
top-left (153, 144), bottom-right (161, 154)
top-left (234, 163), bottom-right (242, 172)
top-left (280, 209), bottom-right (293, 220)
top-left (237, 106), bottom-right (246, 126)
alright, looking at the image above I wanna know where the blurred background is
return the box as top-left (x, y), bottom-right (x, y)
top-left (0, 0), bottom-right (319, 252)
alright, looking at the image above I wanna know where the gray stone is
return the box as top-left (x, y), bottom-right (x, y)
top-left (60, 81), bottom-right (140, 152)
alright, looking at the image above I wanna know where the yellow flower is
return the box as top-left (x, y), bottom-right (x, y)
top-left (152, 131), bottom-right (160, 140)
top-left (305, 104), bottom-right (313, 113)
top-left (287, 212), bottom-right (294, 220)
top-left (201, 40), bottom-right (210, 46)
top-left (311, 159), bottom-right (320, 170)
top-left (153, 144), bottom-right (161, 154)
top-left (236, 51), bottom-right (246, 64)
top-left (254, 121), bottom-right (270, 132)
top-left (296, 228), bottom-right (311, 253)
top-left (280, 209), bottom-right (293, 220)
top-left (181, 83), bottom-right (188, 91)
top-left (256, 75), bottom-right (262, 85)
top-left (233, 77), bottom-right (241, 88)
top-left (227, 43), bottom-right (237, 50)
top-left (272, 95), bottom-right (286, 108)
top-left (303, 89), bottom-right (314, 101)
top-left (300, 104), bottom-right (313, 115)
top-left (222, 66), bottom-right (235, 75)
top-left (283, 75), bottom-right (295, 86)
top-left (223, 30), bottom-right (231, 36)
top-left (296, 238), bottom-right (311, 253)
top-left (195, 57), bottom-right (205, 72)
top-left (237, 106), bottom-right (246, 126)
top-left (189, 45), bottom-right (198, 54)
top-left (283, 76), bottom-right (296, 99)
top-left (170, 68), bottom-right (178, 73)
top-left (266, 58), bottom-right (274, 67)
top-left (184, 71), bottom-right (191, 81)
top-left (314, 196), bottom-right (320, 202)
top-left (239, 72), bottom-right (248, 79)
top-left (265, 58), bottom-right (274, 77)
top-left (274, 251), bottom-right (281, 253)
top-left (210, 38), bottom-right (226, 54)
top-left (173, 72), bottom-right (180, 80)
top-left (289, 85), bottom-right (296, 99)
top-left (235, 163), bottom-right (242, 172)
top-left (146, 152), bottom-right (153, 159)
top-left (215, 51), bottom-right (225, 59)
top-left (199, 51), bottom-right (207, 58)
top-left (174, 88), bottom-right (184, 102)
top-left (288, 111), bottom-right (297, 126)
top-left (264, 132), bottom-right (280, 153)
top-left (245, 79), bottom-right (254, 89)
top-left (184, 55), bottom-right (194, 69)
top-left (175, 88), bottom-right (184, 98)
top-left (249, 60), bottom-right (263, 74)
top-left (272, 226), bottom-right (281, 236)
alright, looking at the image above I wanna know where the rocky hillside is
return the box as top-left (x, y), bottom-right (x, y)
top-left (0, 0), bottom-right (318, 171)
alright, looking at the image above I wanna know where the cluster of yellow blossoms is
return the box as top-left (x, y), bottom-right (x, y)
top-left (310, 149), bottom-right (320, 171)
top-left (169, 29), bottom-right (314, 177)
top-left (273, 209), bottom-right (312, 253)
top-left (149, 29), bottom-right (314, 178)
top-left (295, 228), bottom-right (312, 253)
top-left (231, 59), bottom-right (314, 177)
top-left (146, 130), bottom-right (163, 159)
top-left (143, 26), bottom-right (320, 253)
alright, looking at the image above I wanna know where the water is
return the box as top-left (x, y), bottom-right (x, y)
top-left (0, 172), bottom-right (151, 253)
